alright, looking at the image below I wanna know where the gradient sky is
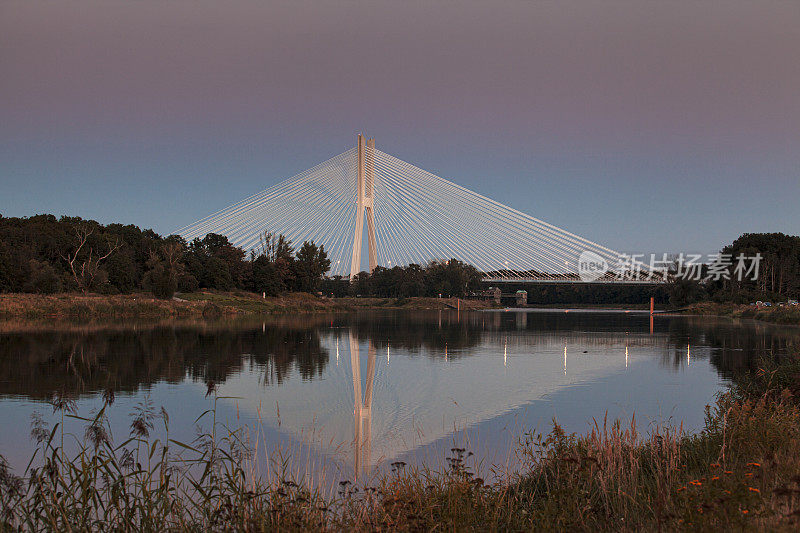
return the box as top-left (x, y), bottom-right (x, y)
top-left (2, 0), bottom-right (798, 256)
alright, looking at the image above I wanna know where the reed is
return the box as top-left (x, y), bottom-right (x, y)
top-left (1, 356), bottom-right (799, 531)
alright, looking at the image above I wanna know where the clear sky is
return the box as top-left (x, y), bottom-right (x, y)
top-left (1, 0), bottom-right (798, 256)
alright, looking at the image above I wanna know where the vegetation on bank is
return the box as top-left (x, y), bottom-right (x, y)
top-left (0, 215), bottom-right (483, 301)
top-left (0, 291), bottom-right (496, 321)
top-left (0, 214), bottom-right (332, 298)
top-left (682, 301), bottom-right (800, 326)
top-left (2, 214), bottom-right (798, 314)
top-left (0, 353), bottom-right (798, 530)
top-left (668, 232), bottom-right (800, 307)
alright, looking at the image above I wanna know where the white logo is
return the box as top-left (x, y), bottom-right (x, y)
top-left (578, 251), bottom-right (608, 282)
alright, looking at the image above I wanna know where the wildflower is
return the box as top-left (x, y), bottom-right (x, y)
top-left (748, 487), bottom-right (760, 493)
top-left (742, 509), bottom-right (749, 515)
top-left (745, 473), bottom-right (753, 478)
top-left (711, 476), bottom-right (719, 481)
top-left (724, 471), bottom-right (733, 475)
top-left (746, 462), bottom-right (761, 468)
top-left (710, 463), bottom-right (720, 469)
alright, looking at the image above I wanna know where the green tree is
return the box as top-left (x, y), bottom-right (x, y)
top-left (142, 241), bottom-right (186, 299)
top-left (293, 241), bottom-right (331, 293)
top-left (710, 233), bottom-right (800, 301)
top-left (423, 259), bottom-right (481, 297)
top-left (250, 255), bottom-right (283, 296)
top-left (22, 259), bottom-right (63, 294)
top-left (668, 277), bottom-right (707, 307)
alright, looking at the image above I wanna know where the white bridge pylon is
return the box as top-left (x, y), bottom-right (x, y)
top-left (351, 135), bottom-right (378, 279)
top-left (178, 135), bottom-right (655, 282)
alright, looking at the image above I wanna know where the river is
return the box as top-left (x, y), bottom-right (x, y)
top-left (0, 310), bottom-right (797, 488)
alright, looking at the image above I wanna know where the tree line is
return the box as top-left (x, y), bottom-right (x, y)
top-left (322, 260), bottom-right (483, 299)
top-left (0, 215), bottom-right (330, 299)
top-left (2, 215), bottom-right (797, 304)
top-left (0, 214), bottom-right (481, 300)
top-left (705, 232), bottom-right (800, 303)
top-left (665, 232), bottom-right (800, 306)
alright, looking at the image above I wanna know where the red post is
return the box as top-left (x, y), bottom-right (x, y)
top-left (650, 296), bottom-right (654, 315)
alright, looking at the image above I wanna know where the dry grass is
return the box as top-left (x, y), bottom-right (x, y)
top-left (1, 357), bottom-right (799, 531)
top-left (0, 292), bottom-right (496, 322)
top-left (0, 293), bottom-right (210, 321)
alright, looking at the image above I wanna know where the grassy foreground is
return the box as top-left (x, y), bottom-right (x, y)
top-left (0, 292), bottom-right (495, 321)
top-left (1, 357), bottom-right (799, 530)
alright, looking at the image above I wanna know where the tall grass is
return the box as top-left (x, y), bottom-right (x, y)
top-left (2, 356), bottom-right (800, 531)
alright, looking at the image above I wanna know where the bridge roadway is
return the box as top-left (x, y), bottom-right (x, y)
top-left (481, 277), bottom-right (666, 285)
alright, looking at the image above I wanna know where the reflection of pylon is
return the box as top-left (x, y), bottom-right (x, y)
top-left (349, 134), bottom-right (378, 279)
top-left (349, 332), bottom-right (376, 480)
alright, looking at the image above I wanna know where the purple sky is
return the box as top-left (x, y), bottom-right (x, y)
top-left (2, 0), bottom-right (799, 255)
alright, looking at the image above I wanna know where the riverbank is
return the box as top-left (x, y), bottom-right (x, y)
top-left (0, 291), bottom-right (497, 321)
top-left (683, 301), bottom-right (800, 326)
top-left (1, 344), bottom-right (798, 529)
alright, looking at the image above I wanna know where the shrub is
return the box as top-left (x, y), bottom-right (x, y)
top-left (22, 259), bottom-right (62, 294)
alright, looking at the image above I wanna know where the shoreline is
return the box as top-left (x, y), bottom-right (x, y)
top-left (679, 301), bottom-right (800, 326)
top-left (3, 292), bottom-right (799, 328)
top-left (1, 293), bottom-right (799, 529)
top-left (0, 291), bottom-right (499, 322)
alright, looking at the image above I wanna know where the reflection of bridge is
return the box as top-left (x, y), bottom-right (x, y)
top-left (179, 135), bottom-right (659, 283)
top-left (337, 317), bottom-right (674, 481)
top-left (350, 332), bottom-right (375, 479)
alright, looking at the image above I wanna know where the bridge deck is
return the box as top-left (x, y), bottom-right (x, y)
top-left (481, 277), bottom-right (666, 285)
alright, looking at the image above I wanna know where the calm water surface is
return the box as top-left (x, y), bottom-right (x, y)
top-left (1, 310), bottom-right (797, 485)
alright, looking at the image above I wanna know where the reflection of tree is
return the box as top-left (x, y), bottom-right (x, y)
top-left (1, 311), bottom-right (797, 402)
top-left (255, 327), bottom-right (328, 386)
top-left (665, 316), bottom-right (800, 379)
top-left (0, 320), bottom-right (328, 400)
top-left (476, 311), bottom-right (800, 379)
top-left (344, 311), bottom-right (483, 356)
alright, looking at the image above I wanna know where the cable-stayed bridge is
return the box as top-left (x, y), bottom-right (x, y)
top-left (179, 135), bottom-right (661, 283)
